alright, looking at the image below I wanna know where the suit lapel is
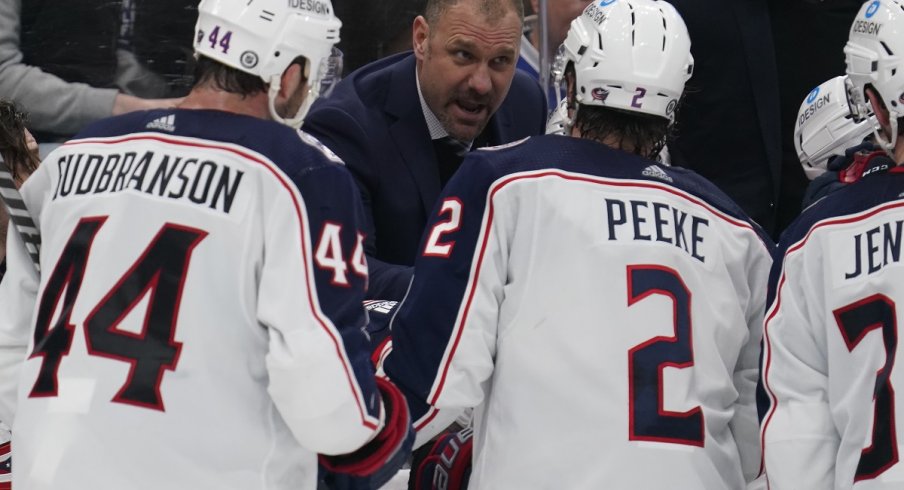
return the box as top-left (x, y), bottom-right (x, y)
top-left (385, 56), bottom-right (442, 215)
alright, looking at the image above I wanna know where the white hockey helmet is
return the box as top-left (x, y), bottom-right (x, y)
top-left (794, 75), bottom-right (876, 179)
top-left (844, 0), bottom-right (904, 153)
top-left (559, 0), bottom-right (693, 124)
top-left (194, 0), bottom-right (342, 127)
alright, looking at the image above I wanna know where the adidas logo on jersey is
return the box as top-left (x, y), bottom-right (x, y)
top-left (146, 114), bottom-right (176, 132)
top-left (364, 300), bottom-right (398, 314)
top-left (642, 164), bottom-right (673, 183)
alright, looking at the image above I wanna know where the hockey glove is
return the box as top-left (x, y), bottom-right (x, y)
top-left (0, 440), bottom-right (10, 490)
top-left (410, 425), bottom-right (473, 490)
top-left (319, 377), bottom-right (414, 490)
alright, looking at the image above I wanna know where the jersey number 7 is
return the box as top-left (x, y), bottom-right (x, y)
top-left (28, 217), bottom-right (206, 411)
top-left (834, 294), bottom-right (899, 482)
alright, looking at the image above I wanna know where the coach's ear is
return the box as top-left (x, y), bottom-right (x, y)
top-left (412, 16), bottom-right (429, 62)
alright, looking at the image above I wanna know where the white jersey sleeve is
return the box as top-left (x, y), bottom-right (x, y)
top-left (258, 160), bottom-right (382, 454)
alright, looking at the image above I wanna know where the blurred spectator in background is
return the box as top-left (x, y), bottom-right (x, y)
top-left (666, 0), bottom-right (784, 238)
top-left (0, 0), bottom-right (196, 145)
top-left (0, 98), bottom-right (39, 282)
top-left (517, 0), bottom-right (592, 107)
top-left (334, 0), bottom-right (424, 75)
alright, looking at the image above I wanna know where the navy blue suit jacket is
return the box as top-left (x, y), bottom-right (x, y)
top-left (666, 0), bottom-right (782, 236)
top-left (303, 52), bottom-right (547, 300)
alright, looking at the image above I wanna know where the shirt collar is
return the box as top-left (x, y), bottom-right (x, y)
top-left (416, 67), bottom-right (451, 141)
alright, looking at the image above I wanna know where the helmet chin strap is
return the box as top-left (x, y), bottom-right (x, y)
top-left (872, 114), bottom-right (899, 158)
top-left (562, 101), bottom-right (579, 135)
top-left (267, 74), bottom-right (319, 129)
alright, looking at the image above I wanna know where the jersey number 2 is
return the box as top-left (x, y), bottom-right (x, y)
top-left (28, 217), bottom-right (206, 411)
top-left (627, 265), bottom-right (704, 446)
top-left (834, 294), bottom-right (899, 481)
top-left (423, 198), bottom-right (463, 258)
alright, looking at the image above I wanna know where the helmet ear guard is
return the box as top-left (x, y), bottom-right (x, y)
top-left (557, 0), bottom-right (693, 129)
top-left (194, 0), bottom-right (342, 127)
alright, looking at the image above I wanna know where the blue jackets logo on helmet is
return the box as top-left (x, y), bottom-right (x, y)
top-left (591, 87), bottom-right (610, 102)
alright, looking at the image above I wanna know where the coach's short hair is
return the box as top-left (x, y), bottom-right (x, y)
top-left (424, 0), bottom-right (524, 25)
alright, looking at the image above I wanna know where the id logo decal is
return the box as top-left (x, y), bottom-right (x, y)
top-left (866, 1), bottom-right (881, 18)
top-left (806, 86), bottom-right (820, 104)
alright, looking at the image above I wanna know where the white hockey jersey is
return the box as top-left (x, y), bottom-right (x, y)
top-left (0, 109), bottom-right (383, 490)
top-left (760, 167), bottom-right (904, 489)
top-left (384, 135), bottom-right (774, 489)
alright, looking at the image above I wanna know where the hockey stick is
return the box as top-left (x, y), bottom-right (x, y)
top-left (0, 155), bottom-right (40, 273)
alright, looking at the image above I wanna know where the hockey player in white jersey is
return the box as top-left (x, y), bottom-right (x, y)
top-left (795, 75), bottom-right (876, 181)
top-left (794, 75), bottom-right (890, 209)
top-left (759, 1), bottom-right (904, 488)
top-left (0, 1), bottom-right (413, 489)
top-left (382, 0), bottom-right (773, 488)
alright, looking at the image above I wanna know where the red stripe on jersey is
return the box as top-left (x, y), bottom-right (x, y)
top-left (415, 406), bottom-right (441, 431)
top-left (759, 200), bottom-right (904, 476)
top-left (65, 134), bottom-right (378, 430)
top-left (428, 169), bottom-right (769, 405)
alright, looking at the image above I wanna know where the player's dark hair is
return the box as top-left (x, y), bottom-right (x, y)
top-left (424, 0), bottom-right (524, 25)
top-left (0, 99), bottom-right (39, 182)
top-left (564, 63), bottom-right (674, 160)
top-left (193, 55), bottom-right (309, 96)
top-left (573, 106), bottom-right (670, 160)
top-left (193, 55), bottom-right (267, 95)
